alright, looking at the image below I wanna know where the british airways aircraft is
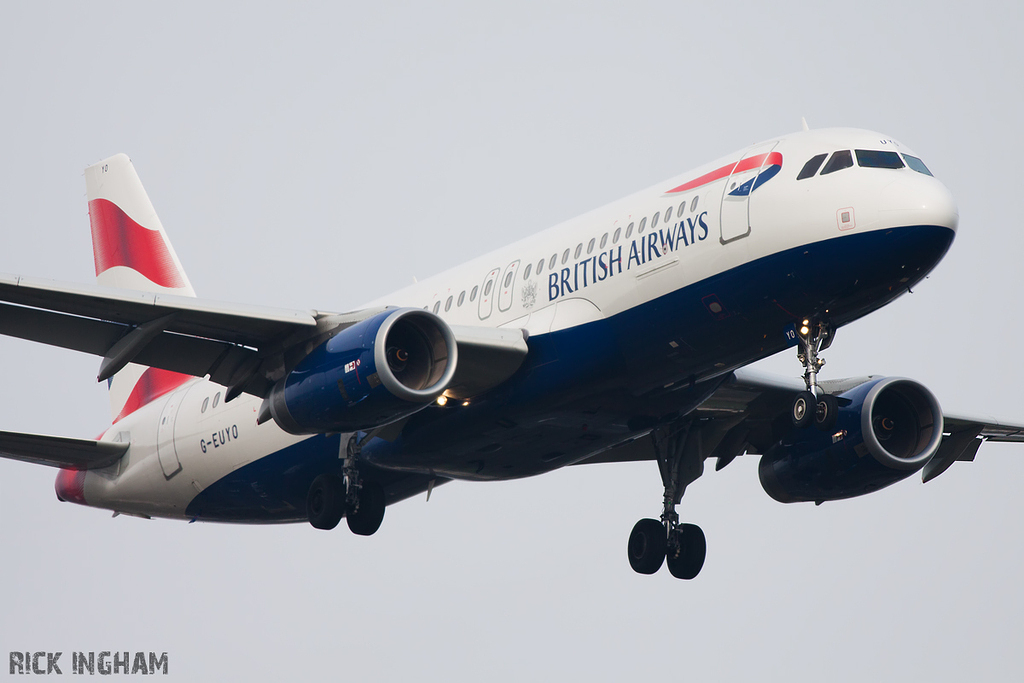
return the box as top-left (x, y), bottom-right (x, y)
top-left (1, 127), bottom-right (1019, 580)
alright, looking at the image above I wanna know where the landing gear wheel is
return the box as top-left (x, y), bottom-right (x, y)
top-left (814, 394), bottom-right (839, 432)
top-left (347, 481), bottom-right (386, 536)
top-left (627, 518), bottom-right (667, 574)
top-left (666, 523), bottom-right (706, 580)
top-left (307, 474), bottom-right (345, 530)
top-left (792, 391), bottom-right (816, 428)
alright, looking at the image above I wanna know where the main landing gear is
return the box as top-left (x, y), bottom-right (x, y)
top-left (627, 422), bottom-right (707, 580)
top-left (791, 318), bottom-right (839, 432)
top-left (306, 435), bottom-right (386, 536)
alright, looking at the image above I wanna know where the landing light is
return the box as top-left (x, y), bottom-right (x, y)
top-left (800, 326), bottom-right (810, 336)
top-left (436, 395), bottom-right (448, 407)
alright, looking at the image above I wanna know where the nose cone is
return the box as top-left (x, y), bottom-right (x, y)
top-left (55, 468), bottom-right (87, 504)
top-left (880, 176), bottom-right (959, 234)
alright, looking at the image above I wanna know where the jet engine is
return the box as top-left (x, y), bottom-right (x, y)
top-left (759, 377), bottom-right (943, 504)
top-left (265, 308), bottom-right (457, 434)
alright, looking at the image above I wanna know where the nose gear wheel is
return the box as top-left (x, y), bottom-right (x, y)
top-left (792, 318), bottom-right (839, 430)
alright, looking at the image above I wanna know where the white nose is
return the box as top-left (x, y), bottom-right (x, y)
top-left (879, 177), bottom-right (959, 234)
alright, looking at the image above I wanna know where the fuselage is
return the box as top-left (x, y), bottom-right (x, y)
top-left (57, 127), bottom-right (959, 522)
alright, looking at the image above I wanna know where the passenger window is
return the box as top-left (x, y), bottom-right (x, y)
top-left (561, 248), bottom-right (570, 264)
top-left (797, 153), bottom-right (828, 180)
top-left (433, 301), bottom-right (441, 313)
top-left (445, 296), bottom-right (453, 312)
top-left (821, 150), bottom-right (853, 175)
top-left (855, 150), bottom-right (904, 169)
top-left (902, 154), bottom-right (933, 176)
top-left (665, 206), bottom-right (672, 222)
top-left (638, 217), bottom-right (647, 234)
top-left (524, 263), bottom-right (532, 279)
top-left (690, 196), bottom-right (699, 212)
top-left (537, 258), bottom-right (545, 274)
top-left (201, 397), bottom-right (209, 413)
top-left (213, 392), bottom-right (221, 409)
top-left (652, 212), bottom-right (660, 229)
top-left (613, 227), bottom-right (621, 243)
top-left (625, 222), bottom-right (634, 238)
top-left (587, 238), bottom-right (595, 254)
top-left (458, 291), bottom-right (466, 306)
top-left (600, 233), bottom-right (608, 249)
top-left (574, 243), bottom-right (582, 259)
top-left (470, 286), bottom-right (478, 301)
top-left (678, 200), bottom-right (686, 215)
top-left (549, 254), bottom-right (557, 270)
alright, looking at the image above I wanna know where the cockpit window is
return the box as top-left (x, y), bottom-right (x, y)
top-left (855, 150), bottom-right (904, 169)
top-left (797, 153), bottom-right (827, 180)
top-left (902, 154), bottom-right (933, 176)
top-left (820, 150), bottom-right (853, 175)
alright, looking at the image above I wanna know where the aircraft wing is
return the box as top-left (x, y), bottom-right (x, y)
top-left (0, 429), bottom-right (128, 470)
top-left (0, 274), bottom-right (528, 401)
top-left (582, 367), bottom-right (1024, 483)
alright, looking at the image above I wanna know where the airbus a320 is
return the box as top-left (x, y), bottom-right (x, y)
top-left (1, 127), bottom-right (1018, 580)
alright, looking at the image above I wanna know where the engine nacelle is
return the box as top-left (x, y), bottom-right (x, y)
top-left (759, 377), bottom-right (943, 504)
top-left (267, 308), bottom-right (457, 434)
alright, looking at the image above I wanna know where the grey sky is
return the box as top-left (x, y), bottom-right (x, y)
top-left (2, 2), bottom-right (1023, 680)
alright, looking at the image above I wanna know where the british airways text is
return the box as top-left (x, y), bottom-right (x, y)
top-left (548, 212), bottom-right (709, 301)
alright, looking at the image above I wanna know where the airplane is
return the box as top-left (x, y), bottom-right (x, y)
top-left (1, 127), bottom-right (1021, 581)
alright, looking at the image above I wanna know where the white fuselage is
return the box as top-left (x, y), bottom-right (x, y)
top-left (68, 127), bottom-right (959, 521)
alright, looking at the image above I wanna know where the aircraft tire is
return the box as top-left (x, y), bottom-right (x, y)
top-left (307, 474), bottom-right (345, 530)
top-left (666, 523), bottom-right (706, 580)
top-left (792, 391), bottom-right (816, 428)
top-left (627, 518), bottom-right (666, 575)
top-left (814, 394), bottom-right (839, 432)
top-left (347, 481), bottom-right (386, 536)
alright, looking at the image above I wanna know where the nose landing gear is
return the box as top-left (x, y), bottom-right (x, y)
top-left (627, 422), bottom-right (708, 580)
top-left (792, 318), bottom-right (839, 431)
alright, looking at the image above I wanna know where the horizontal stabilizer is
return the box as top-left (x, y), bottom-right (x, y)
top-left (0, 429), bottom-right (128, 470)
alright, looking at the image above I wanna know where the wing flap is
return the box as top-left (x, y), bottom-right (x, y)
top-left (944, 413), bottom-right (1024, 442)
top-left (0, 430), bottom-right (128, 470)
top-left (0, 273), bottom-right (319, 345)
top-left (0, 301), bottom-right (122, 356)
top-left (0, 300), bottom-right (264, 389)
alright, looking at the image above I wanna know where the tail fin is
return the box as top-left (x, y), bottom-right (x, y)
top-left (85, 154), bottom-right (194, 423)
top-left (85, 154), bottom-right (195, 295)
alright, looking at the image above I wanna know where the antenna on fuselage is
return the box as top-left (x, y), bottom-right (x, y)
top-left (801, 117), bottom-right (810, 131)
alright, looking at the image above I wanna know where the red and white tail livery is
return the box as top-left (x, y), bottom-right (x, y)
top-left (85, 154), bottom-right (195, 423)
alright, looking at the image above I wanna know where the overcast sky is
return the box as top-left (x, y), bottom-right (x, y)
top-left (2, 2), bottom-right (1023, 680)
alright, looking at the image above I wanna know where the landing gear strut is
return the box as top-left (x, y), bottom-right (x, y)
top-left (792, 318), bottom-right (839, 432)
top-left (343, 434), bottom-right (386, 536)
top-left (627, 422), bottom-right (707, 580)
top-left (305, 434), bottom-right (386, 535)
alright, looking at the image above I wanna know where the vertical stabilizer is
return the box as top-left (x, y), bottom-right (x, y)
top-left (85, 154), bottom-right (194, 423)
